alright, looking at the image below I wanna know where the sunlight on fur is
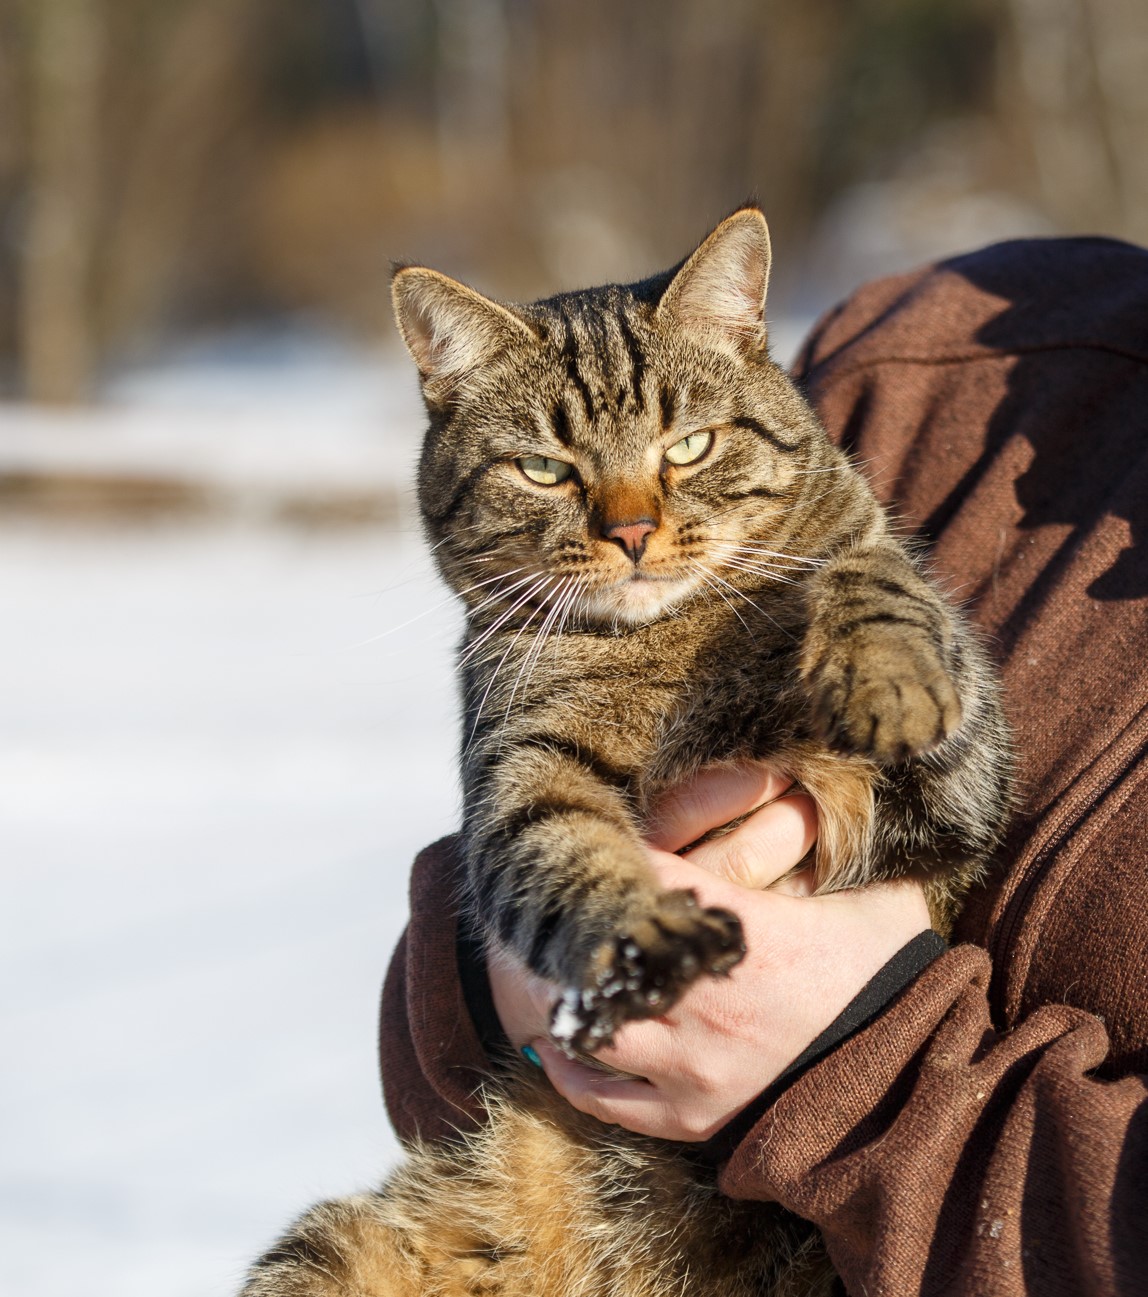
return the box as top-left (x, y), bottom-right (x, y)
top-left (240, 206), bottom-right (1012, 1297)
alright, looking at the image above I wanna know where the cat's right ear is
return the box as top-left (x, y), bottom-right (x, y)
top-left (656, 207), bottom-right (772, 359)
top-left (391, 267), bottom-right (536, 406)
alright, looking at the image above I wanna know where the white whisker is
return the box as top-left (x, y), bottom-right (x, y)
top-left (502, 576), bottom-right (584, 724)
top-left (693, 560), bottom-right (797, 641)
top-left (721, 543), bottom-right (823, 567)
top-left (715, 555), bottom-right (801, 586)
top-left (459, 573), bottom-right (555, 662)
top-left (465, 577), bottom-right (557, 743)
top-left (692, 564), bottom-right (755, 637)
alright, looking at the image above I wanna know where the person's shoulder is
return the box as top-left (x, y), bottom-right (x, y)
top-left (795, 236), bottom-right (1148, 386)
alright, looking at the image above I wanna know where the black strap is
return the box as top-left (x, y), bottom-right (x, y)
top-left (457, 913), bottom-right (510, 1056)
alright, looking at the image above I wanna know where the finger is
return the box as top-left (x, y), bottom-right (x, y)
top-left (644, 763), bottom-right (794, 853)
top-left (531, 1040), bottom-right (692, 1140)
top-left (770, 862), bottom-right (817, 898)
top-left (570, 1014), bottom-right (685, 1082)
top-left (684, 792), bottom-right (818, 889)
top-left (488, 947), bottom-right (561, 1047)
top-left (865, 875), bottom-right (932, 931)
top-left (533, 1038), bottom-right (654, 1103)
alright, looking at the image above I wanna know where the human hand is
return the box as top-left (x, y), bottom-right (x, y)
top-left (488, 765), bottom-right (816, 1058)
top-left (489, 764), bottom-right (931, 1141)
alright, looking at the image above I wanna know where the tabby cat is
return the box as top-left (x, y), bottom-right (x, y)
top-left (240, 207), bottom-right (1012, 1297)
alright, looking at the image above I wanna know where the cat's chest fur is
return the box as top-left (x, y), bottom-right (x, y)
top-left (461, 578), bottom-right (808, 814)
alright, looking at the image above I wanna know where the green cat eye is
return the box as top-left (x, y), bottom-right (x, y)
top-left (518, 455), bottom-right (574, 486)
top-left (664, 430), bottom-right (714, 466)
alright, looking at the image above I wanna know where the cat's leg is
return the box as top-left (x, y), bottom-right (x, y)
top-left (796, 540), bottom-right (1012, 908)
top-left (800, 543), bottom-right (965, 764)
top-left (464, 741), bottom-right (744, 1052)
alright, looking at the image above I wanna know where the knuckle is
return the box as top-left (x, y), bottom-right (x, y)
top-left (721, 842), bottom-right (760, 887)
top-left (566, 1083), bottom-right (607, 1119)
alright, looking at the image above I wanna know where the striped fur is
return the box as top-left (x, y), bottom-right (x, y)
top-left (242, 1073), bottom-right (836, 1297)
top-left (241, 208), bottom-right (1013, 1296)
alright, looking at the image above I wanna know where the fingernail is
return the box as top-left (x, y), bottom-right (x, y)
top-left (521, 1044), bottom-right (543, 1068)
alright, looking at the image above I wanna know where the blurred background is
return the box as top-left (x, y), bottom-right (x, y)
top-left (2, 1), bottom-right (1147, 1294)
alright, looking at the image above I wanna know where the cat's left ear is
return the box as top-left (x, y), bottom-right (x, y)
top-left (657, 207), bottom-right (771, 358)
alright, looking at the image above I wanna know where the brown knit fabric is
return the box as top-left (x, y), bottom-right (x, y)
top-left (378, 237), bottom-right (1148, 1294)
top-left (378, 837), bottom-right (489, 1145)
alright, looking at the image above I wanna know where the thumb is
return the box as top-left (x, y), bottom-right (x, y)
top-left (680, 792), bottom-right (818, 890)
top-left (645, 763), bottom-right (794, 853)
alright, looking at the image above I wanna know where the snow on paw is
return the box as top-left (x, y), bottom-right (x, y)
top-left (549, 890), bottom-right (745, 1055)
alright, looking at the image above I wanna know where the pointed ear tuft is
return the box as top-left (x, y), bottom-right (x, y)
top-left (391, 267), bottom-right (536, 403)
top-left (657, 208), bottom-right (772, 357)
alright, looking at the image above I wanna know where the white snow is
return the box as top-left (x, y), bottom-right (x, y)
top-left (549, 990), bottom-right (584, 1046)
top-left (0, 340), bottom-right (465, 1297)
top-left (0, 316), bottom-right (828, 1296)
top-left (0, 331), bottom-right (425, 510)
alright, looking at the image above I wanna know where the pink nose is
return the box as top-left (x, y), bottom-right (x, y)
top-left (602, 518), bottom-right (657, 563)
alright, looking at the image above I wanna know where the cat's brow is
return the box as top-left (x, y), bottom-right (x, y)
top-left (554, 302), bottom-right (596, 420)
top-left (730, 414), bottom-right (803, 454)
top-left (615, 313), bottom-right (646, 414)
top-left (550, 400), bottom-right (574, 448)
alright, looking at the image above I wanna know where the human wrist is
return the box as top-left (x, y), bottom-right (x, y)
top-left (693, 928), bottom-right (948, 1166)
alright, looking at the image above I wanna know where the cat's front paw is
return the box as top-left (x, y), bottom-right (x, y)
top-left (549, 891), bottom-right (745, 1054)
top-left (806, 634), bottom-right (962, 763)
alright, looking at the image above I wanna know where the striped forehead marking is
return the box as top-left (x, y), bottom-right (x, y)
top-left (546, 296), bottom-right (649, 424)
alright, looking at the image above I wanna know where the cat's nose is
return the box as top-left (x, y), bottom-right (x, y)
top-left (602, 518), bottom-right (657, 563)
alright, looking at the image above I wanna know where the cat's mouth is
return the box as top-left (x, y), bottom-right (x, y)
top-left (583, 569), bottom-right (701, 626)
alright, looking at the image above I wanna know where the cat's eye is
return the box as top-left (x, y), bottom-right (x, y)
top-left (517, 455), bottom-right (574, 486)
top-left (664, 430), bottom-right (714, 466)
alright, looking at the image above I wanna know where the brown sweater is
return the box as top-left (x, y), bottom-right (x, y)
top-left (379, 237), bottom-right (1148, 1295)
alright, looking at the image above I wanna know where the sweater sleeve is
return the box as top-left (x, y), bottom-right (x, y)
top-left (379, 836), bottom-right (490, 1146)
top-left (718, 944), bottom-right (1148, 1296)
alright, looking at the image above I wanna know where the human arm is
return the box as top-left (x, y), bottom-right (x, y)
top-left (713, 943), bottom-right (1148, 1295)
top-left (382, 773), bottom-right (1148, 1295)
top-left (488, 764), bottom-right (1148, 1294)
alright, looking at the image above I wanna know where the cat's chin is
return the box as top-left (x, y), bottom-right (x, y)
top-left (584, 574), bottom-right (699, 627)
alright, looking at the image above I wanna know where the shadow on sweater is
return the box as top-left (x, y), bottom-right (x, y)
top-left (922, 236), bottom-right (1148, 620)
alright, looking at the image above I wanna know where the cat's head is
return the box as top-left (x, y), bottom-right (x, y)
top-left (393, 207), bottom-right (822, 629)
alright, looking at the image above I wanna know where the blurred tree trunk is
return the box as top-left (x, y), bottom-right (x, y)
top-left (20, 0), bottom-right (102, 402)
top-left (433, 0), bottom-right (511, 200)
top-left (1087, 0), bottom-right (1148, 243)
top-left (98, 0), bottom-right (261, 348)
top-left (1005, 0), bottom-right (1121, 233)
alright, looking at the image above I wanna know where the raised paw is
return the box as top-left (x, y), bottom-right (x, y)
top-left (549, 890), bottom-right (745, 1055)
top-left (807, 641), bottom-right (962, 763)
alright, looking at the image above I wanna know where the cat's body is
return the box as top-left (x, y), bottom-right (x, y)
top-left (240, 209), bottom-right (1012, 1297)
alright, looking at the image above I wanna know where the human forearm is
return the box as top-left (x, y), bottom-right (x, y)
top-left (719, 944), bottom-right (1148, 1295)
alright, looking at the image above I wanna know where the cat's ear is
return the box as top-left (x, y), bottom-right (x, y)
top-left (391, 267), bottom-right (536, 404)
top-left (657, 208), bottom-right (771, 357)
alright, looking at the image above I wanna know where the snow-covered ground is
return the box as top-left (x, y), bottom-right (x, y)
top-left (1, 517), bottom-right (463, 1297)
top-left (0, 319), bottom-right (835, 1297)
top-left (0, 331), bottom-right (424, 516)
top-left (0, 339), bottom-right (471, 1297)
